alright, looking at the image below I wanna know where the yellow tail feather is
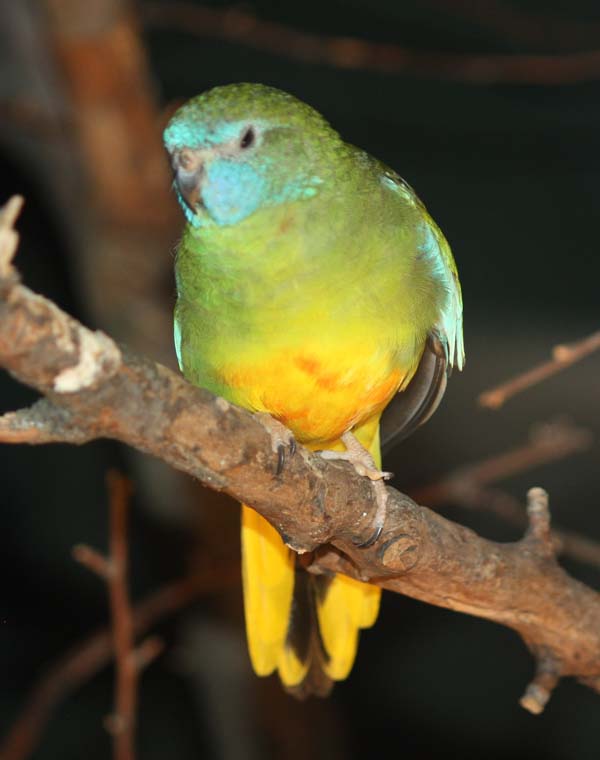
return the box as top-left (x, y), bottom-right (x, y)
top-left (314, 421), bottom-right (382, 681)
top-left (241, 504), bottom-right (308, 684)
top-left (240, 419), bottom-right (383, 693)
top-left (316, 574), bottom-right (381, 680)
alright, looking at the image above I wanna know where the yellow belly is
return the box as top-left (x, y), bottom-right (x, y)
top-left (219, 342), bottom-right (414, 445)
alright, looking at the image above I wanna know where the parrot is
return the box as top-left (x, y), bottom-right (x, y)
top-left (164, 83), bottom-right (464, 697)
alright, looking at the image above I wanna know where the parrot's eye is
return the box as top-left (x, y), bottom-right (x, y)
top-left (239, 127), bottom-right (256, 150)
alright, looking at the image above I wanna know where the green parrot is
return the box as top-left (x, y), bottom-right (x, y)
top-left (164, 83), bottom-right (464, 697)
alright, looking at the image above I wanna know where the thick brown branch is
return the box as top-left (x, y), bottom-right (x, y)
top-left (144, 2), bottom-right (600, 85)
top-left (479, 330), bottom-right (600, 409)
top-left (2, 198), bottom-right (600, 712)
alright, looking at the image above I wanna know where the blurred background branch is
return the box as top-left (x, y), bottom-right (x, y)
top-left (478, 330), bottom-right (600, 410)
top-left (412, 419), bottom-right (600, 569)
top-left (0, 558), bottom-right (239, 760)
top-left (423, 0), bottom-right (600, 51)
top-left (144, 2), bottom-right (600, 84)
top-left (72, 473), bottom-right (163, 760)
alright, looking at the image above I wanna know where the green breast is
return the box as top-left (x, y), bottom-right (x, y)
top-left (174, 169), bottom-right (448, 408)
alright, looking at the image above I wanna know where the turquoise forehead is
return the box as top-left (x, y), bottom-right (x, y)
top-left (163, 82), bottom-right (332, 150)
top-left (164, 118), bottom-right (268, 150)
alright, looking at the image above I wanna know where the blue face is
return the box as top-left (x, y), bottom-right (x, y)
top-left (164, 117), bottom-right (322, 228)
top-left (202, 159), bottom-right (267, 226)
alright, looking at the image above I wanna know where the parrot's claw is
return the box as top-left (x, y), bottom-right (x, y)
top-left (318, 432), bottom-right (390, 547)
top-left (254, 413), bottom-right (296, 476)
top-left (276, 442), bottom-right (296, 476)
top-left (354, 521), bottom-right (383, 549)
top-left (352, 478), bottom-right (388, 548)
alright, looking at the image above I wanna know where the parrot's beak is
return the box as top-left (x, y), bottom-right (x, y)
top-left (172, 149), bottom-right (205, 214)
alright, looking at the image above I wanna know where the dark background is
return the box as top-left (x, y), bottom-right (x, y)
top-left (1, 1), bottom-right (600, 758)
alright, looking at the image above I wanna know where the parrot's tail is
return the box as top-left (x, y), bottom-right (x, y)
top-left (241, 504), bottom-right (380, 697)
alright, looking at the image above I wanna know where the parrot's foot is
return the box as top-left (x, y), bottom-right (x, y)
top-left (319, 432), bottom-right (392, 548)
top-left (254, 413), bottom-right (296, 475)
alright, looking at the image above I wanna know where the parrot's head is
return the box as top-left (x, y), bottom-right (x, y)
top-left (163, 83), bottom-right (341, 228)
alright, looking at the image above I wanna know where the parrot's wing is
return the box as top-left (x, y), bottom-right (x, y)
top-left (380, 330), bottom-right (448, 451)
top-left (380, 192), bottom-right (464, 451)
top-left (378, 164), bottom-right (465, 373)
top-left (429, 219), bottom-right (465, 373)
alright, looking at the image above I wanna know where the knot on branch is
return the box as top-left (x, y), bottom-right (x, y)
top-left (377, 532), bottom-right (420, 573)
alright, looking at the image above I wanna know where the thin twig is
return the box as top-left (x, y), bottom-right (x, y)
top-left (0, 195), bottom-right (24, 278)
top-left (553, 529), bottom-right (600, 571)
top-left (144, 2), bottom-right (600, 85)
top-left (520, 657), bottom-right (560, 715)
top-left (73, 473), bottom-right (158, 760)
top-left (413, 419), bottom-right (593, 505)
top-left (107, 473), bottom-right (139, 760)
top-left (72, 544), bottom-right (113, 579)
top-left (479, 331), bottom-right (600, 409)
top-left (0, 566), bottom-right (238, 760)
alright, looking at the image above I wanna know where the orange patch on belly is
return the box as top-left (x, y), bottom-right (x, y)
top-left (221, 349), bottom-right (409, 443)
top-left (295, 353), bottom-right (402, 404)
top-left (294, 354), bottom-right (341, 391)
top-left (294, 355), bottom-right (321, 374)
top-left (315, 373), bottom-right (342, 391)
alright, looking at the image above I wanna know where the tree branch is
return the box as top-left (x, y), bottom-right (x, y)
top-left (414, 419), bottom-right (593, 506)
top-left (424, 0), bottom-right (600, 51)
top-left (478, 330), bottom-right (600, 409)
top-left (144, 2), bottom-right (600, 85)
top-left (2, 197), bottom-right (600, 712)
